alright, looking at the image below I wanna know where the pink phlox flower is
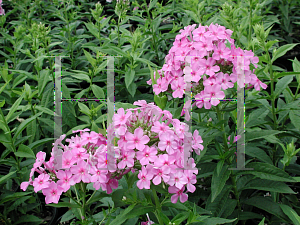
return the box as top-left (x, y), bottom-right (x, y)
top-left (70, 160), bottom-right (91, 183)
top-left (71, 148), bottom-right (89, 161)
top-left (207, 23), bottom-right (227, 41)
top-left (192, 130), bottom-right (204, 154)
top-left (20, 180), bottom-right (33, 191)
top-left (42, 181), bottom-right (64, 204)
top-left (90, 164), bottom-right (108, 183)
top-left (203, 84), bottom-right (225, 106)
top-left (249, 73), bottom-right (268, 90)
top-left (198, 57), bottom-right (220, 77)
top-left (184, 170), bottom-right (197, 193)
top-left (136, 146), bottom-right (157, 165)
top-left (114, 108), bottom-right (132, 125)
top-left (168, 186), bottom-right (188, 203)
top-left (158, 132), bottom-right (177, 154)
top-left (62, 151), bottom-right (77, 169)
top-left (34, 151), bottom-right (46, 168)
top-left (33, 173), bottom-right (50, 193)
top-left (154, 154), bottom-right (176, 174)
top-left (167, 171), bottom-right (188, 189)
top-left (57, 170), bottom-right (75, 192)
top-left (68, 136), bottom-right (86, 153)
top-left (102, 178), bottom-right (118, 194)
top-left (172, 119), bottom-right (189, 139)
top-left (72, 128), bottom-right (90, 135)
top-left (117, 149), bottom-right (135, 169)
top-left (216, 72), bottom-right (234, 90)
top-left (137, 166), bottom-right (154, 190)
top-left (152, 166), bottom-right (170, 185)
top-left (192, 25), bottom-right (208, 42)
top-left (184, 158), bottom-right (198, 175)
top-left (125, 127), bottom-right (150, 151)
top-left (80, 131), bottom-right (99, 145)
top-left (212, 42), bottom-right (231, 60)
top-left (153, 77), bottom-right (168, 95)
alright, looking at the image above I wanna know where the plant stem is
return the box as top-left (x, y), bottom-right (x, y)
top-left (215, 104), bottom-right (229, 152)
top-left (86, 189), bottom-right (97, 205)
top-left (248, 0), bottom-right (252, 49)
top-left (152, 189), bottom-right (163, 225)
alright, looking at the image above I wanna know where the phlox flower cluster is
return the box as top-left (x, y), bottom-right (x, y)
top-left (147, 23), bottom-right (267, 114)
top-left (112, 100), bottom-right (203, 203)
top-left (0, 0), bottom-right (5, 15)
top-left (21, 101), bottom-right (204, 204)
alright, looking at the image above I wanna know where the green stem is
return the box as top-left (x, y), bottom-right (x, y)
top-left (30, 104), bottom-right (45, 137)
top-left (81, 182), bottom-right (87, 221)
top-left (248, 0), bottom-right (252, 49)
top-left (117, 16), bottom-right (121, 47)
top-left (216, 104), bottom-right (229, 152)
top-left (86, 189), bottom-right (97, 205)
top-left (152, 189), bottom-right (163, 225)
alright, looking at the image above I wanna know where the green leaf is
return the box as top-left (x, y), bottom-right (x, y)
top-left (14, 144), bottom-right (35, 158)
top-left (109, 204), bottom-right (136, 225)
top-left (38, 69), bottom-right (51, 98)
top-left (258, 217), bottom-right (265, 225)
top-left (237, 162), bottom-right (296, 182)
top-left (245, 130), bottom-right (285, 142)
top-left (280, 204), bottom-right (300, 225)
top-left (127, 82), bottom-right (136, 97)
top-left (272, 44), bottom-right (298, 63)
top-left (65, 124), bottom-right (89, 136)
top-left (109, 46), bottom-right (129, 58)
top-left (91, 84), bottom-right (105, 99)
top-left (84, 22), bottom-right (99, 39)
top-left (0, 81), bottom-right (10, 96)
top-left (12, 112), bottom-right (43, 143)
top-left (171, 212), bottom-right (189, 224)
top-left (211, 165), bottom-right (231, 202)
top-left (125, 67), bottom-right (135, 90)
top-left (273, 75), bottom-right (294, 99)
top-left (78, 102), bottom-right (91, 116)
top-left (70, 73), bottom-right (91, 83)
top-left (13, 215), bottom-right (43, 225)
top-left (206, 184), bottom-right (232, 217)
top-left (35, 105), bottom-right (54, 116)
top-left (136, 57), bottom-right (158, 68)
top-left (5, 94), bottom-right (24, 123)
top-left (244, 196), bottom-right (290, 222)
top-left (149, 0), bottom-right (158, 10)
top-left (83, 49), bottom-right (96, 67)
top-left (201, 217), bottom-right (237, 225)
top-left (47, 202), bottom-right (81, 208)
top-left (289, 110), bottom-right (300, 131)
top-left (245, 144), bottom-right (273, 164)
top-left (60, 210), bottom-right (76, 223)
top-left (0, 171), bottom-right (16, 185)
top-left (292, 57), bottom-right (300, 84)
top-left (240, 178), bottom-right (295, 194)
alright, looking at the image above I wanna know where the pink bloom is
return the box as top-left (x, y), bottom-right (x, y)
top-left (158, 133), bottom-right (177, 154)
top-left (33, 173), bottom-right (50, 192)
top-left (68, 136), bottom-right (86, 152)
top-left (102, 179), bottom-right (118, 194)
top-left (197, 57), bottom-right (220, 77)
top-left (70, 160), bottom-right (91, 183)
top-left (137, 166), bottom-right (153, 189)
top-left (80, 131), bottom-right (99, 145)
top-left (171, 77), bottom-right (185, 98)
top-left (212, 42), bottom-right (231, 61)
top-left (153, 77), bottom-right (168, 95)
top-left (42, 181), bottom-right (64, 204)
top-left (136, 146), bottom-right (157, 165)
top-left (125, 127), bottom-right (150, 151)
top-left (90, 164), bottom-right (108, 183)
top-left (151, 121), bottom-right (170, 134)
top-left (71, 148), bottom-right (89, 161)
top-left (203, 84), bottom-right (225, 106)
top-left (20, 181), bottom-right (32, 191)
top-left (117, 149), bottom-right (135, 169)
top-left (154, 154), bottom-right (175, 174)
top-left (192, 130), bottom-right (204, 154)
top-left (168, 186), bottom-right (188, 203)
top-left (216, 72), bottom-right (234, 90)
top-left (57, 170), bottom-right (75, 192)
top-left (184, 170), bottom-right (197, 193)
top-left (114, 108), bottom-right (132, 125)
top-left (62, 151), bottom-right (77, 169)
top-left (167, 171), bottom-right (188, 189)
top-left (250, 74), bottom-right (267, 91)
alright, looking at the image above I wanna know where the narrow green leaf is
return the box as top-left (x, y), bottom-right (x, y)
top-left (35, 105), bottom-right (54, 116)
top-left (245, 130), bottom-right (285, 142)
top-left (70, 73), bottom-right (91, 83)
top-left (13, 215), bottom-right (43, 225)
top-left (280, 204), bottom-right (300, 225)
top-left (5, 94), bottom-right (24, 123)
top-left (109, 204), bottom-right (136, 225)
top-left (244, 196), bottom-right (290, 222)
top-left (78, 102), bottom-right (91, 116)
top-left (136, 57), bottom-right (158, 68)
top-left (201, 217), bottom-right (237, 225)
top-left (258, 217), bottom-right (265, 225)
top-left (47, 202), bottom-right (81, 208)
top-left (12, 112), bottom-right (43, 143)
top-left (240, 178), bottom-right (295, 194)
top-left (237, 162), bottom-right (296, 182)
top-left (272, 44), bottom-right (298, 63)
top-left (289, 110), bottom-right (300, 131)
top-left (0, 171), bottom-right (16, 184)
top-left (273, 75), bottom-right (294, 99)
top-left (91, 84), bottom-right (105, 99)
top-left (292, 57), bottom-right (300, 84)
top-left (83, 49), bottom-right (96, 67)
top-left (14, 144), bottom-right (35, 159)
top-left (211, 165), bottom-right (231, 202)
top-left (125, 67), bottom-right (135, 89)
